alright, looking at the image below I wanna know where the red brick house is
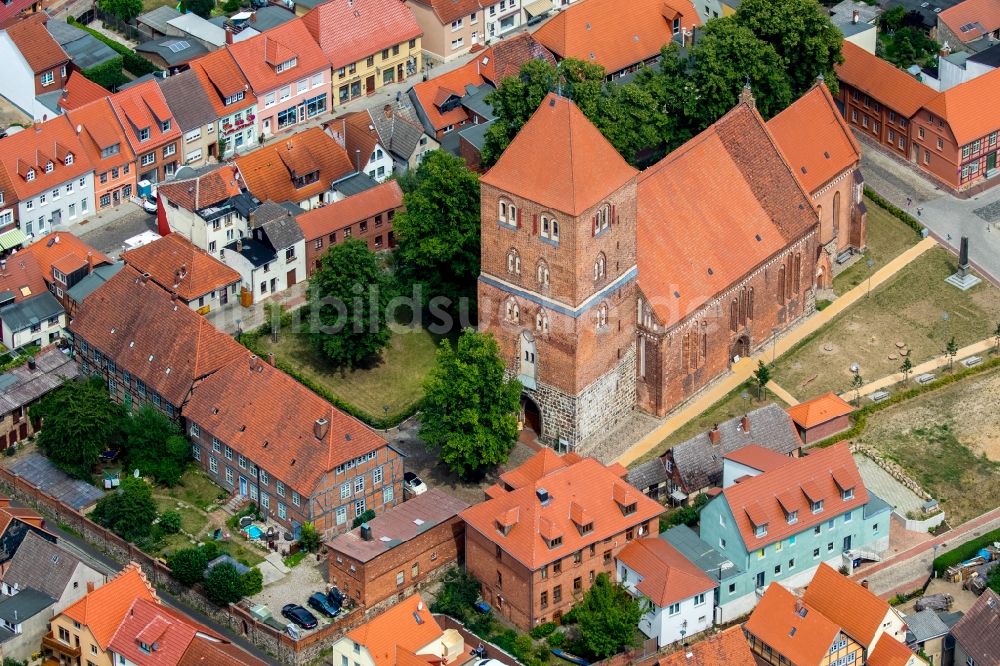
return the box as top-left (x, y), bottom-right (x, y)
top-left (109, 79), bottom-right (182, 184)
top-left (183, 354), bottom-right (404, 534)
top-left (460, 449), bottom-right (663, 630)
top-left (325, 488), bottom-right (468, 612)
top-left (296, 179), bottom-right (403, 276)
top-left (786, 392), bottom-right (855, 445)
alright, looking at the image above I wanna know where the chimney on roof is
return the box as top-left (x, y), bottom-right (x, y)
top-left (171, 292), bottom-right (178, 305)
top-left (852, 9), bottom-right (859, 24)
top-left (180, 261), bottom-right (187, 278)
top-left (225, 24), bottom-right (234, 45)
top-left (27, 356), bottom-right (36, 371)
top-left (236, 238), bottom-right (244, 253)
top-left (86, 581), bottom-right (95, 593)
top-left (795, 598), bottom-right (805, 615)
top-left (740, 415), bottom-right (750, 433)
top-left (861, 579), bottom-right (869, 589)
top-left (141, 272), bottom-right (150, 284)
top-left (250, 11), bottom-right (256, 21)
top-left (940, 42), bottom-right (952, 57)
top-left (360, 523), bottom-right (372, 540)
top-left (267, 352), bottom-right (275, 366)
top-left (739, 81), bottom-right (756, 109)
top-left (314, 417), bottom-right (330, 441)
top-left (708, 424), bottom-right (720, 445)
top-left (355, 149), bottom-right (361, 173)
top-left (86, 251), bottom-right (93, 273)
top-left (249, 354), bottom-right (259, 371)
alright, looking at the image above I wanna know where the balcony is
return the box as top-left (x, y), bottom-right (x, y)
top-left (42, 632), bottom-right (81, 658)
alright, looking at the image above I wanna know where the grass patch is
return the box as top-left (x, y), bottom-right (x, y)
top-left (833, 197), bottom-right (920, 296)
top-left (153, 500), bottom-right (208, 536)
top-left (218, 539), bottom-right (266, 567)
top-left (816, 299), bottom-right (833, 311)
top-left (249, 324), bottom-right (441, 422)
top-left (773, 247), bottom-right (1000, 398)
top-left (164, 468), bottom-right (228, 511)
top-left (283, 550), bottom-right (307, 568)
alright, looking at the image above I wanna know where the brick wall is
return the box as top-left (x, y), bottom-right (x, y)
top-left (838, 84), bottom-right (914, 161)
top-left (303, 210), bottom-right (398, 278)
top-left (802, 415), bottom-right (851, 445)
top-left (327, 515), bottom-right (465, 611)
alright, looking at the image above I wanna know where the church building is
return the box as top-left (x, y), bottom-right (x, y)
top-left (478, 86), bottom-right (859, 450)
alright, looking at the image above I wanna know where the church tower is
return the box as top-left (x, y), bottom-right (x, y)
top-left (478, 94), bottom-right (639, 450)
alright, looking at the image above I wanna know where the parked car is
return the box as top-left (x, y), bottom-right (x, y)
top-left (308, 592), bottom-right (340, 618)
top-left (281, 604), bottom-right (318, 630)
top-left (403, 471), bottom-right (428, 496)
top-left (141, 193), bottom-right (157, 213)
top-left (327, 586), bottom-right (344, 608)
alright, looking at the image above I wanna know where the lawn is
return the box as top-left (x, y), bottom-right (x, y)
top-left (154, 499), bottom-right (209, 536)
top-left (855, 365), bottom-right (1000, 524)
top-left (833, 198), bottom-right (920, 296)
top-left (771, 246), bottom-right (1000, 399)
top-left (252, 324), bottom-right (443, 421)
top-left (164, 468), bottom-right (228, 511)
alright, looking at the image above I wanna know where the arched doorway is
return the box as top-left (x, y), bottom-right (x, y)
top-left (521, 395), bottom-right (542, 435)
top-left (732, 335), bottom-right (750, 362)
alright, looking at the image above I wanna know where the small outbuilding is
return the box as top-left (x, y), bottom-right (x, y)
top-left (787, 392), bottom-right (855, 445)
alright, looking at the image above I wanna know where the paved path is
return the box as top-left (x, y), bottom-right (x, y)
top-left (838, 336), bottom-right (997, 401)
top-left (765, 380), bottom-right (799, 406)
top-left (616, 236), bottom-right (938, 467)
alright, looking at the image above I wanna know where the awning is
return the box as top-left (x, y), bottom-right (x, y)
top-left (524, 0), bottom-right (553, 17)
top-left (0, 228), bottom-right (27, 251)
top-left (670, 489), bottom-right (687, 503)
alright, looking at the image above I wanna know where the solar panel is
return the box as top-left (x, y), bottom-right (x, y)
top-left (167, 40), bottom-right (191, 53)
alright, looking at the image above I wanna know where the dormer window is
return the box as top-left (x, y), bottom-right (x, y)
top-left (275, 57), bottom-right (298, 73)
top-left (295, 171), bottom-right (319, 188)
top-left (45, 162), bottom-right (54, 174)
top-left (786, 510), bottom-right (798, 525)
top-left (161, 119), bottom-right (171, 132)
top-left (224, 91), bottom-right (245, 106)
top-left (139, 127), bottom-right (150, 142)
top-left (622, 502), bottom-right (636, 516)
top-left (755, 524), bottom-right (768, 538)
top-left (25, 169), bottom-right (35, 182)
top-left (547, 536), bottom-right (562, 549)
top-left (101, 143), bottom-right (121, 158)
top-left (842, 488), bottom-right (854, 501)
top-left (811, 500), bottom-right (824, 514)
top-left (65, 153), bottom-right (73, 165)
top-left (496, 521), bottom-right (513, 536)
top-left (673, 17), bottom-right (680, 33)
top-left (579, 522), bottom-right (593, 535)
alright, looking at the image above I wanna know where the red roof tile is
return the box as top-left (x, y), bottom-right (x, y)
top-left (922, 66), bottom-right (1000, 146)
top-left (0, 252), bottom-right (47, 303)
top-left (23, 231), bottom-right (111, 284)
top-left (182, 354), bottom-right (389, 498)
top-left (69, 266), bottom-right (247, 407)
top-left (720, 442), bottom-right (866, 551)
top-left (227, 18), bottom-right (329, 94)
top-left (295, 179), bottom-right (403, 240)
top-left (768, 83), bottom-right (861, 193)
top-left (178, 635), bottom-right (269, 666)
top-left (4, 12), bottom-right (68, 74)
top-left (156, 165), bottom-right (242, 212)
top-left (633, 626), bottom-right (757, 666)
top-left (407, 0), bottom-right (480, 25)
top-left (303, 0), bottom-right (421, 70)
top-left (868, 634), bottom-right (920, 666)
top-left (188, 48), bottom-right (256, 118)
top-left (65, 98), bottom-right (137, 180)
top-left (59, 72), bottom-right (110, 112)
top-left (617, 537), bottom-right (717, 607)
top-left (346, 594), bottom-right (443, 666)
top-left (745, 583), bottom-right (842, 666)
top-left (533, 0), bottom-right (700, 75)
top-left (786, 392), bottom-right (855, 430)
top-left (482, 94), bottom-right (637, 216)
top-left (802, 563), bottom-right (896, 649)
top-left (938, 0), bottom-right (1000, 44)
top-left (723, 444), bottom-right (796, 474)
top-left (461, 456), bottom-right (663, 570)
top-left (499, 447), bottom-right (580, 489)
top-left (0, 115), bottom-right (94, 200)
top-left (121, 233), bottom-right (240, 302)
top-left (109, 79), bottom-right (182, 153)
top-left (0, 0), bottom-right (38, 26)
top-left (478, 33), bottom-right (556, 83)
top-left (108, 598), bottom-right (197, 665)
top-left (637, 101), bottom-right (815, 324)
top-left (235, 126), bottom-right (354, 204)
top-left (62, 563), bottom-right (158, 650)
top-left (835, 41), bottom-right (937, 118)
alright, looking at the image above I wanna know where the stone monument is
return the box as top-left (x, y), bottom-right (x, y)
top-left (946, 236), bottom-right (982, 290)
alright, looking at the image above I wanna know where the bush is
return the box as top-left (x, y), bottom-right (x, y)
top-left (547, 632), bottom-right (566, 649)
top-left (200, 540), bottom-right (221, 561)
top-left (159, 510), bottom-right (182, 534)
top-left (169, 547), bottom-right (209, 585)
top-left (430, 567), bottom-right (481, 622)
top-left (222, 0), bottom-right (240, 10)
top-left (352, 509), bottom-right (376, 529)
top-left (530, 622), bottom-right (557, 639)
top-left (933, 526), bottom-right (1000, 574)
top-left (92, 477), bottom-right (157, 542)
top-left (864, 186), bottom-right (925, 237)
top-left (299, 521), bottom-right (321, 552)
top-left (241, 567), bottom-right (264, 596)
top-left (512, 635), bottom-right (540, 666)
top-left (82, 57), bottom-right (127, 90)
top-left (816, 299), bottom-right (833, 311)
top-left (204, 563), bottom-right (245, 605)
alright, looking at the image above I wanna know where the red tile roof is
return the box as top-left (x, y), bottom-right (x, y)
top-left (723, 444), bottom-right (796, 474)
top-left (235, 126), bottom-right (354, 205)
top-left (327, 111), bottom-right (382, 168)
top-left (227, 18), bottom-right (329, 94)
top-left (922, 66), bottom-right (1000, 146)
top-left (188, 47), bottom-right (256, 118)
top-left (69, 266), bottom-right (247, 407)
top-left (108, 597), bottom-right (198, 665)
top-left (802, 563), bottom-right (895, 649)
top-left (533, 0), bottom-right (700, 75)
top-left (121, 233), bottom-right (240, 302)
top-left (835, 41), bottom-right (937, 118)
top-left (59, 72), bottom-right (110, 112)
top-left (479, 33), bottom-right (558, 83)
top-left (62, 563), bottom-right (158, 650)
top-left (768, 82), bottom-right (861, 193)
top-left (637, 100), bottom-right (816, 324)
top-left (156, 165), bottom-right (242, 212)
top-left (295, 179), bottom-right (403, 240)
top-left (745, 583), bottom-right (842, 666)
top-left (65, 98), bottom-right (137, 180)
top-left (634, 626), bottom-right (757, 666)
top-left (23, 231), bottom-right (111, 284)
top-left (482, 93), bottom-right (637, 216)
top-left (4, 12), bottom-right (68, 74)
top-left (938, 0), bottom-right (1000, 43)
top-left (787, 392), bottom-right (855, 430)
top-left (302, 0), bottom-right (421, 70)
top-left (407, 0), bottom-right (480, 25)
top-left (461, 455), bottom-right (664, 570)
top-left (182, 354), bottom-right (389, 498)
top-left (0, 115), bottom-right (94, 200)
top-left (499, 447), bottom-right (583, 490)
top-left (0, 252), bottom-right (47, 303)
top-left (617, 537), bottom-right (717, 607)
top-left (178, 635), bottom-right (269, 666)
top-left (868, 634), bottom-right (920, 666)
top-left (719, 442), bottom-right (866, 551)
top-left (109, 79), bottom-right (182, 153)
top-left (346, 594), bottom-right (443, 666)
top-left (0, 0), bottom-right (38, 26)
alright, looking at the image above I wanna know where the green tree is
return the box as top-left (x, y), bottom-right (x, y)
top-left (241, 567), bottom-right (264, 596)
top-left (168, 547), bottom-right (209, 585)
top-left (420, 330), bottom-right (521, 480)
top-left (899, 355), bottom-right (913, 384)
top-left (690, 19), bottom-right (793, 122)
top-left (159, 510), bottom-right (182, 534)
top-left (595, 82), bottom-right (669, 166)
top-left (635, 45), bottom-right (702, 152)
top-left (753, 360), bottom-right (771, 400)
top-left (98, 0), bottom-right (142, 22)
top-left (945, 336), bottom-right (959, 370)
top-left (988, 561), bottom-right (1000, 594)
top-left (430, 567), bottom-right (481, 621)
top-left (92, 477), bottom-right (157, 542)
top-left (392, 151), bottom-right (481, 310)
top-left (879, 5), bottom-right (907, 31)
top-left (298, 522), bottom-right (321, 552)
top-left (182, 0), bottom-right (215, 19)
top-left (352, 509), bottom-right (376, 529)
top-left (32, 377), bottom-right (124, 480)
top-left (120, 405), bottom-right (190, 486)
top-left (880, 27), bottom-right (939, 68)
top-left (204, 563), bottom-right (245, 605)
top-left (572, 573), bottom-right (643, 660)
top-left (734, 0), bottom-right (844, 97)
top-left (310, 239), bottom-right (392, 369)
top-left (851, 371), bottom-right (864, 405)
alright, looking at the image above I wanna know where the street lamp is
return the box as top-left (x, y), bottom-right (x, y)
top-left (866, 259), bottom-right (875, 297)
top-left (740, 390), bottom-right (750, 412)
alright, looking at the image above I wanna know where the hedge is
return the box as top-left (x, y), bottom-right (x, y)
top-left (67, 18), bottom-right (159, 77)
top-left (864, 186), bottom-right (926, 238)
top-left (238, 329), bottom-right (422, 430)
top-left (932, 526), bottom-right (1000, 575)
top-left (83, 56), bottom-right (127, 91)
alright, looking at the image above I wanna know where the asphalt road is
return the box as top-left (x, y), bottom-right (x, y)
top-left (77, 208), bottom-right (157, 259)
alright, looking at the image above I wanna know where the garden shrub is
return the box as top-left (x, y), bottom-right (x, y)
top-left (159, 510), bottom-right (182, 534)
top-left (530, 622), bottom-right (557, 639)
top-left (933, 526), bottom-right (1000, 574)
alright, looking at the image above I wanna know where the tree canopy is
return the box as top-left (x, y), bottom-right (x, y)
top-left (204, 563), bottom-right (246, 605)
top-left (92, 477), bottom-right (158, 543)
top-left (119, 405), bottom-right (190, 486)
top-left (309, 239), bottom-right (392, 369)
top-left (392, 151), bottom-right (481, 312)
top-left (32, 377), bottom-right (124, 480)
top-left (420, 330), bottom-right (521, 480)
top-left (182, 0), bottom-right (215, 19)
top-left (572, 573), bottom-right (643, 659)
top-left (168, 547), bottom-right (209, 585)
top-left (98, 0), bottom-right (142, 22)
